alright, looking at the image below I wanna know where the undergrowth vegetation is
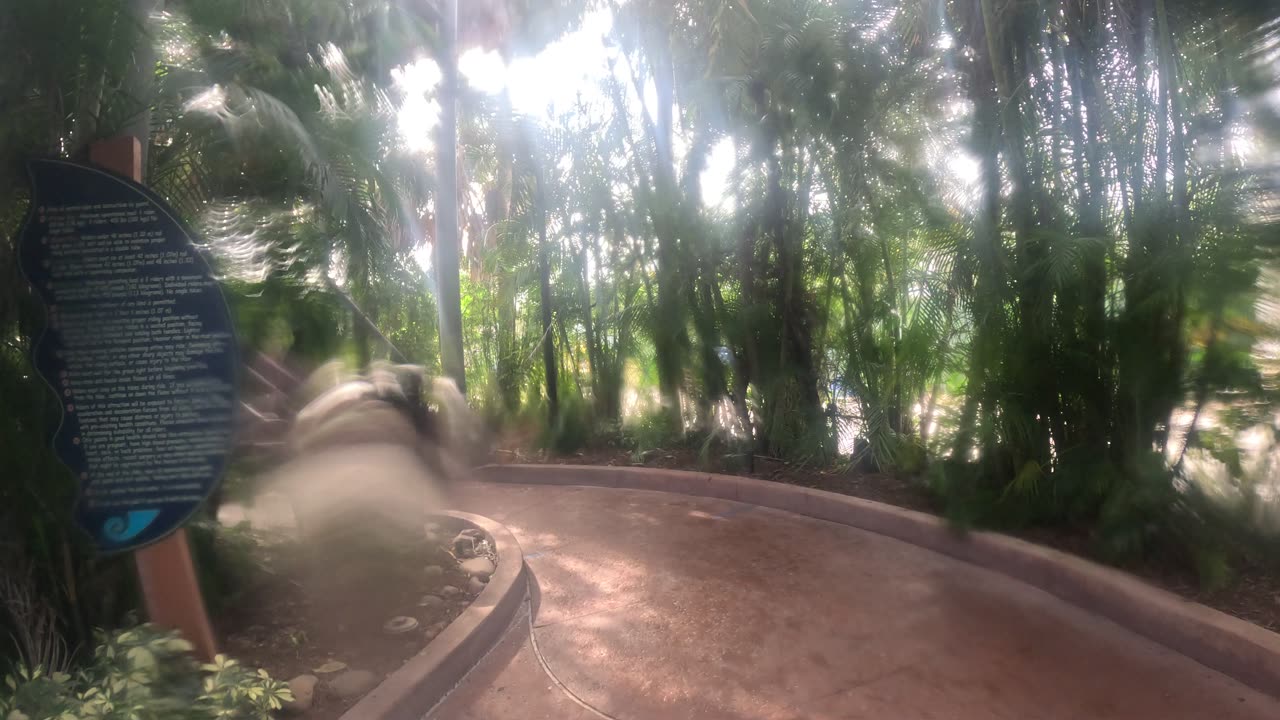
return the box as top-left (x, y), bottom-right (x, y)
top-left (0, 625), bottom-right (291, 720)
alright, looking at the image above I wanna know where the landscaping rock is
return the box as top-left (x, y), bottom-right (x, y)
top-left (328, 669), bottom-right (377, 699)
top-left (383, 616), bottom-right (419, 634)
top-left (452, 533), bottom-right (477, 558)
top-left (459, 557), bottom-right (495, 579)
top-left (440, 584), bottom-right (461, 598)
top-left (418, 594), bottom-right (445, 609)
top-left (467, 576), bottom-right (486, 595)
top-left (284, 674), bottom-right (318, 713)
top-left (424, 621), bottom-right (448, 640)
top-left (313, 660), bottom-right (346, 674)
top-left (423, 564), bottom-right (444, 580)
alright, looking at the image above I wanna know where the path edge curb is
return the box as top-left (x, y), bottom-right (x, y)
top-left (339, 509), bottom-right (527, 720)
top-left (475, 463), bottom-right (1280, 699)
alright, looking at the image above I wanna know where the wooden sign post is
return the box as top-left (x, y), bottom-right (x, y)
top-left (133, 526), bottom-right (217, 661)
top-left (10, 133), bottom-right (234, 661)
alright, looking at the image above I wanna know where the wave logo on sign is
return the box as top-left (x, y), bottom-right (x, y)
top-left (102, 510), bottom-right (161, 544)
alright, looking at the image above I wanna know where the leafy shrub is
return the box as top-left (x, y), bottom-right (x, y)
top-left (1091, 454), bottom-right (1181, 565)
top-left (527, 393), bottom-right (592, 455)
top-left (0, 625), bottom-right (291, 720)
top-left (186, 518), bottom-right (265, 616)
top-left (931, 448), bottom-right (1256, 591)
top-left (622, 409), bottom-right (683, 456)
top-left (541, 395), bottom-right (594, 455)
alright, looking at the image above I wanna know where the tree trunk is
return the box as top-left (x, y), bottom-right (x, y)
top-left (1159, 0), bottom-right (1192, 443)
top-left (490, 75), bottom-right (519, 414)
top-left (952, 12), bottom-right (1003, 462)
top-left (649, 35), bottom-right (684, 420)
top-left (579, 239), bottom-right (600, 407)
top-left (354, 306), bottom-right (371, 369)
top-left (538, 173), bottom-right (559, 426)
top-left (556, 311), bottom-right (585, 399)
top-left (434, 0), bottom-right (466, 394)
top-left (1063, 6), bottom-right (1112, 456)
top-left (767, 133), bottom-right (822, 456)
top-left (1116, 0), bottom-right (1153, 466)
top-left (988, 1), bottom-right (1051, 468)
top-left (736, 213), bottom-right (765, 454)
top-left (121, 0), bottom-right (159, 169)
top-left (1175, 305), bottom-right (1224, 469)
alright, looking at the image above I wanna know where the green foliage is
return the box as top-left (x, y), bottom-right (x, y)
top-left (0, 323), bottom-right (138, 668)
top-left (0, 625), bottom-right (291, 720)
top-left (541, 394), bottom-right (595, 455)
top-left (622, 410), bottom-right (684, 457)
top-left (185, 520), bottom-right (264, 617)
top-left (1093, 455), bottom-right (1184, 565)
top-left (932, 449), bottom-right (1261, 591)
top-left (893, 436), bottom-right (929, 476)
top-left (224, 279), bottom-right (348, 365)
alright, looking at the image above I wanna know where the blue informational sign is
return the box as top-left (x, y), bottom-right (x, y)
top-left (17, 159), bottom-right (238, 552)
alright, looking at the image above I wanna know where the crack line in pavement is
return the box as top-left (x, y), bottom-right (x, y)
top-left (525, 595), bottom-right (619, 720)
top-left (533, 598), bottom-right (647, 629)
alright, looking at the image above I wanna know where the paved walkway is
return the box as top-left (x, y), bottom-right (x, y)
top-left (429, 482), bottom-right (1280, 720)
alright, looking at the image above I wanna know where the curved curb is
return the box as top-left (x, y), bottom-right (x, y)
top-left (339, 510), bottom-right (527, 720)
top-left (475, 463), bottom-right (1280, 699)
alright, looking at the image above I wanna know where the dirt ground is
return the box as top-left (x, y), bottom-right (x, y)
top-left (493, 440), bottom-right (1280, 633)
top-left (214, 525), bottom-right (479, 720)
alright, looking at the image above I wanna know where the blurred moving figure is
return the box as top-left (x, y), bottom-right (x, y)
top-left (286, 361), bottom-right (484, 480)
top-left (252, 359), bottom-right (484, 611)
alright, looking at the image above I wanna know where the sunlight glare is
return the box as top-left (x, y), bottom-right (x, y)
top-left (185, 85), bottom-right (228, 115)
top-left (462, 10), bottom-right (615, 118)
top-left (392, 58), bottom-right (442, 154)
top-left (459, 48), bottom-right (507, 94)
top-left (947, 152), bottom-right (981, 184)
top-left (701, 138), bottom-right (737, 210)
top-left (413, 243), bottom-right (434, 274)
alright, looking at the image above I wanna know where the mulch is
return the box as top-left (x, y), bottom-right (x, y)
top-left (214, 531), bottom-right (476, 720)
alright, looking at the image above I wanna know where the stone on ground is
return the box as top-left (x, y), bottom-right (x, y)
top-left (423, 564), bottom-right (444, 579)
top-left (283, 674), bottom-right (318, 713)
top-left (425, 621), bottom-right (448, 640)
top-left (383, 616), bottom-right (419, 634)
top-left (459, 557), bottom-right (496, 579)
top-left (467, 576), bottom-right (486, 594)
top-left (313, 660), bottom-right (346, 674)
top-left (328, 669), bottom-right (377, 699)
top-left (452, 533), bottom-right (477, 558)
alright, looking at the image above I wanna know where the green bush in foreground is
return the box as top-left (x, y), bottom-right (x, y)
top-left (1, 625), bottom-right (291, 720)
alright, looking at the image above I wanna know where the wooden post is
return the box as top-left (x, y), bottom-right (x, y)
top-left (133, 530), bottom-right (217, 660)
top-left (89, 136), bottom-right (219, 662)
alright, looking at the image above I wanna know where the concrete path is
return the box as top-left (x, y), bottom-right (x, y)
top-left (427, 482), bottom-right (1280, 719)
